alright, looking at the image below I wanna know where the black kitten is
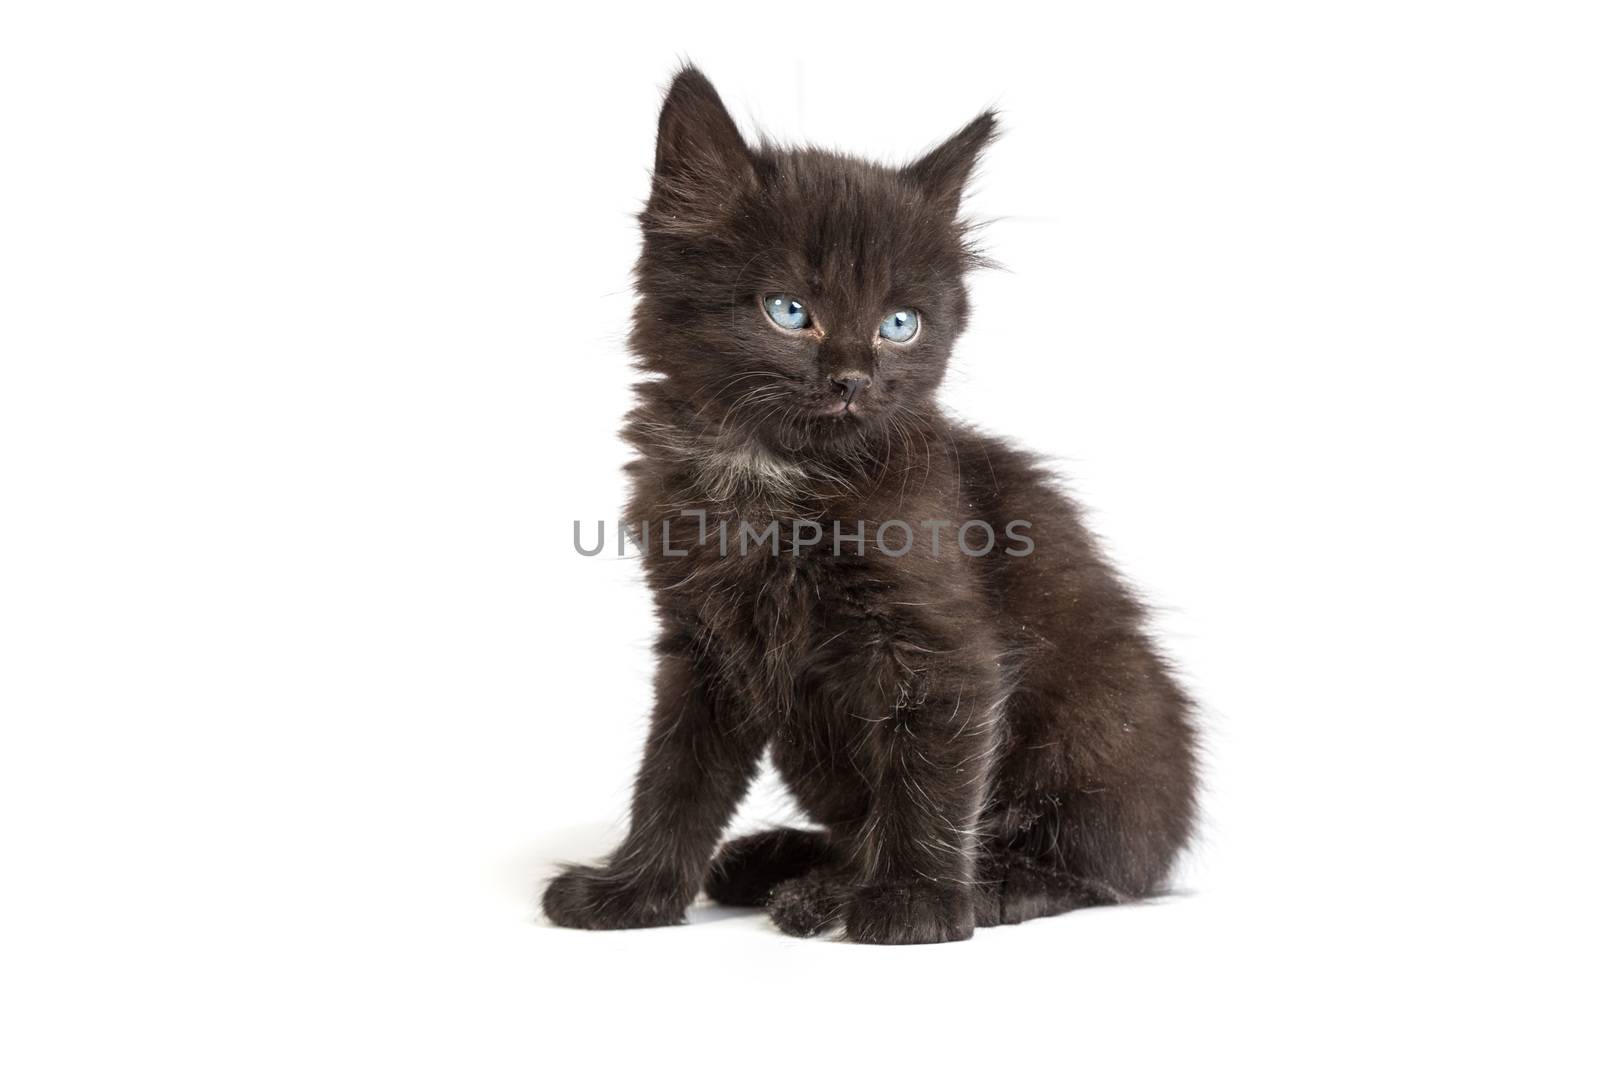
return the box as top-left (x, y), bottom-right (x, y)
top-left (542, 67), bottom-right (1199, 944)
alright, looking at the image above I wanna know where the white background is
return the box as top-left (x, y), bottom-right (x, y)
top-left (3, 2), bottom-right (1597, 1063)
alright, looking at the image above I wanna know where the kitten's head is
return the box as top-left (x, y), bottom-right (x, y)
top-left (630, 66), bottom-right (996, 455)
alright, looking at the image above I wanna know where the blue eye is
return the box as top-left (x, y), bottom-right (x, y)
top-left (763, 295), bottom-right (811, 330)
top-left (879, 309), bottom-right (920, 343)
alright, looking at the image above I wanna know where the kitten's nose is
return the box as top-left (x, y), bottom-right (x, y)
top-left (830, 374), bottom-right (871, 403)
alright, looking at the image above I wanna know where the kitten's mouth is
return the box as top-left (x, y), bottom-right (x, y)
top-left (817, 399), bottom-right (874, 421)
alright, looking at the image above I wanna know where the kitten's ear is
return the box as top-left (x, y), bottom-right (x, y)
top-left (905, 110), bottom-right (999, 215)
top-left (648, 65), bottom-right (756, 219)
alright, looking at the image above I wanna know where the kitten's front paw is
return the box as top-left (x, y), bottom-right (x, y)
top-left (541, 864), bottom-right (687, 930)
top-left (845, 882), bottom-right (975, 945)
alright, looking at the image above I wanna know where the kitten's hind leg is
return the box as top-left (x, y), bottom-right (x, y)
top-left (766, 869), bottom-right (846, 937)
top-left (708, 830), bottom-right (847, 937)
top-left (704, 827), bottom-right (832, 907)
top-left (975, 781), bottom-right (1191, 926)
top-left (975, 849), bottom-right (1124, 927)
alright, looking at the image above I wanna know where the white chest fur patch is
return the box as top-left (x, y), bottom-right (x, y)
top-left (694, 441), bottom-right (806, 501)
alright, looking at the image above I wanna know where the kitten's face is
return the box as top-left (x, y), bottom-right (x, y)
top-left (630, 68), bottom-right (995, 455)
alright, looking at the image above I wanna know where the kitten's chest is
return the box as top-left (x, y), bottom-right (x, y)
top-left (670, 548), bottom-right (818, 712)
top-left (681, 526), bottom-right (965, 711)
top-left (636, 447), bottom-right (970, 700)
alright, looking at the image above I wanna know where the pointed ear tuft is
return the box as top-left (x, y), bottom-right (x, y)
top-left (906, 110), bottom-right (999, 215)
top-left (649, 65), bottom-right (755, 218)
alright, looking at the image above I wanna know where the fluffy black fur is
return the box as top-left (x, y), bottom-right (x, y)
top-left (542, 66), bottom-right (1199, 944)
